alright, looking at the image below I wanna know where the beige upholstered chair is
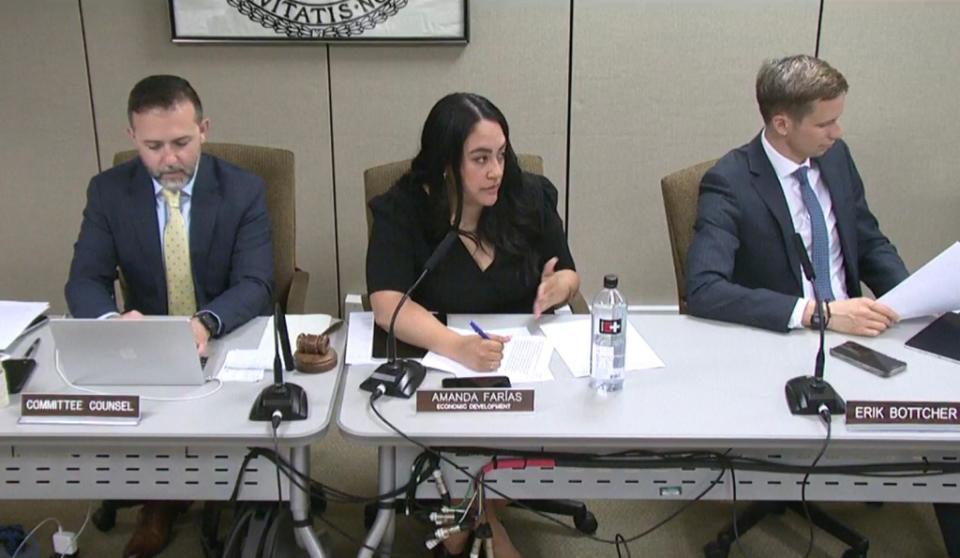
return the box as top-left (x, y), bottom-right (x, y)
top-left (114, 142), bottom-right (309, 313)
top-left (362, 154), bottom-right (589, 314)
top-left (660, 159), bottom-right (718, 313)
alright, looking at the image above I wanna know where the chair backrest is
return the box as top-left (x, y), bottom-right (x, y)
top-left (362, 154), bottom-right (544, 238)
top-left (113, 142), bottom-right (298, 311)
top-left (660, 159), bottom-right (718, 313)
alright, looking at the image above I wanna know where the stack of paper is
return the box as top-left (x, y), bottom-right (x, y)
top-left (0, 300), bottom-right (49, 350)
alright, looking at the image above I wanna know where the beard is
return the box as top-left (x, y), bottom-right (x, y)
top-left (152, 165), bottom-right (193, 191)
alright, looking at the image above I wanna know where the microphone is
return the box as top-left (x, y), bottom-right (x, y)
top-left (250, 303), bottom-right (308, 421)
top-left (785, 233), bottom-right (845, 416)
top-left (361, 229), bottom-right (459, 398)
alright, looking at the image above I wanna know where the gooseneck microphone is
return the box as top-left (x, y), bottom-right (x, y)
top-left (785, 234), bottom-right (845, 415)
top-left (361, 229), bottom-right (459, 399)
top-left (250, 303), bottom-right (308, 421)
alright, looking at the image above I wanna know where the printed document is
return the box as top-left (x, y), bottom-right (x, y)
top-left (421, 327), bottom-right (555, 384)
top-left (539, 316), bottom-right (665, 378)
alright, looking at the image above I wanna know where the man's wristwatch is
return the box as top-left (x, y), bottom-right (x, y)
top-left (809, 300), bottom-right (832, 330)
top-left (194, 311), bottom-right (219, 338)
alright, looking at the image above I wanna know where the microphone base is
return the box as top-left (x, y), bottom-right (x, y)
top-left (359, 359), bottom-right (426, 399)
top-left (250, 382), bottom-right (308, 421)
top-left (785, 375), bottom-right (846, 416)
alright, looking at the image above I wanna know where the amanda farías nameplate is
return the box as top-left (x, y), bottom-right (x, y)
top-left (417, 389), bottom-right (534, 413)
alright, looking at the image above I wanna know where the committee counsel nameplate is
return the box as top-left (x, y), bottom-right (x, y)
top-left (20, 394), bottom-right (141, 426)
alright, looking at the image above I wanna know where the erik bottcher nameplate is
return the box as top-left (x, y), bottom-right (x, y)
top-left (846, 400), bottom-right (960, 430)
top-left (19, 394), bottom-right (141, 426)
top-left (417, 389), bottom-right (534, 413)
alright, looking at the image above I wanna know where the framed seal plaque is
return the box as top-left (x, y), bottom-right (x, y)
top-left (170, 0), bottom-right (468, 43)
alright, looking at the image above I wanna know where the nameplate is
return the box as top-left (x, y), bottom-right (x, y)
top-left (416, 389), bottom-right (534, 413)
top-left (846, 400), bottom-right (960, 430)
top-left (19, 394), bottom-right (141, 426)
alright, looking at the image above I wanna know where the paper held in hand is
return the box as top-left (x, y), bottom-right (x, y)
top-left (878, 241), bottom-right (960, 319)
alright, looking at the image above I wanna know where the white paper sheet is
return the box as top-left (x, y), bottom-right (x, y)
top-left (539, 317), bottom-right (665, 378)
top-left (0, 301), bottom-right (49, 350)
top-left (421, 327), bottom-right (555, 384)
top-left (222, 349), bottom-right (274, 370)
top-left (878, 242), bottom-right (960, 319)
top-left (216, 368), bottom-right (264, 382)
top-left (345, 312), bottom-right (385, 365)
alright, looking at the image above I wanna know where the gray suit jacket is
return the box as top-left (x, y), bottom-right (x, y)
top-left (686, 133), bottom-right (908, 332)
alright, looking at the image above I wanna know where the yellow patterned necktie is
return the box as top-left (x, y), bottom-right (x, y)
top-left (162, 189), bottom-right (197, 316)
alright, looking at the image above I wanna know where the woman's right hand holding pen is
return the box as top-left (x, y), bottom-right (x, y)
top-left (454, 333), bottom-right (509, 372)
top-left (441, 321), bottom-right (509, 372)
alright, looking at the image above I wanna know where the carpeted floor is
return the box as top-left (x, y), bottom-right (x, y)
top-left (4, 429), bottom-right (950, 557)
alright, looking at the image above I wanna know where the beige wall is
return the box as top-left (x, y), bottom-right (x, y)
top-left (1, 1), bottom-right (957, 317)
top-left (819, 0), bottom-right (960, 276)
top-left (568, 0), bottom-right (820, 304)
top-left (0, 3), bottom-right (98, 312)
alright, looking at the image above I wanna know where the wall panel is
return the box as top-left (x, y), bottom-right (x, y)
top-left (819, 0), bottom-right (960, 275)
top-left (0, 3), bottom-right (99, 312)
top-left (568, 0), bottom-right (820, 305)
top-left (329, 0), bottom-right (571, 301)
top-left (80, 0), bottom-right (338, 314)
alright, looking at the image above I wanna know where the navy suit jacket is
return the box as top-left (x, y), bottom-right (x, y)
top-left (686, 134), bottom-right (908, 332)
top-left (65, 153), bottom-right (274, 334)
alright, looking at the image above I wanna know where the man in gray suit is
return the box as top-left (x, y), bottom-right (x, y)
top-left (687, 55), bottom-right (906, 335)
top-left (687, 54), bottom-right (958, 557)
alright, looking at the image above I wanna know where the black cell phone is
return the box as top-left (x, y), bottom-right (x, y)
top-left (2, 358), bottom-right (37, 394)
top-left (442, 376), bottom-right (512, 389)
top-left (830, 341), bottom-right (906, 378)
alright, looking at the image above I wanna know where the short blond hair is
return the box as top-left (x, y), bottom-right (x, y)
top-left (756, 55), bottom-right (848, 123)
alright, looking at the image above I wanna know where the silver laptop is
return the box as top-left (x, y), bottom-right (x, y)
top-left (50, 318), bottom-right (205, 386)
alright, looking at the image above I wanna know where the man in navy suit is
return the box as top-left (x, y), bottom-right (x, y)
top-left (688, 55), bottom-right (959, 557)
top-left (64, 75), bottom-right (273, 557)
top-left (66, 75), bottom-right (273, 355)
top-left (687, 55), bottom-right (906, 335)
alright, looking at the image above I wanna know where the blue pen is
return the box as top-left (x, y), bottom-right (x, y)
top-left (469, 320), bottom-right (491, 340)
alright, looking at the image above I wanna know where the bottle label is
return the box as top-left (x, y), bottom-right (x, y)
top-left (598, 318), bottom-right (623, 335)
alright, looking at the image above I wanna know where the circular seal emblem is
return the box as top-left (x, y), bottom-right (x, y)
top-left (227, 0), bottom-right (409, 39)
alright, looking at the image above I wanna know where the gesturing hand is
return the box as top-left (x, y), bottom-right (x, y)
top-left (533, 257), bottom-right (569, 318)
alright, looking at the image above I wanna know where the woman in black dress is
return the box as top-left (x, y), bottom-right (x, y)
top-left (367, 92), bottom-right (580, 371)
top-left (366, 93), bottom-right (580, 557)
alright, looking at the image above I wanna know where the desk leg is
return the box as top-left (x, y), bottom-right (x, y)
top-left (359, 446), bottom-right (396, 558)
top-left (290, 446), bottom-right (328, 558)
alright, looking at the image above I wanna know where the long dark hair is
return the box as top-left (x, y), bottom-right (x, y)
top-left (397, 92), bottom-right (542, 282)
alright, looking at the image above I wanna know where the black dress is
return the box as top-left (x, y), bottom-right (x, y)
top-left (366, 172), bottom-right (576, 314)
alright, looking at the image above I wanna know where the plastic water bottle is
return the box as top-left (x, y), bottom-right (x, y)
top-left (590, 274), bottom-right (627, 392)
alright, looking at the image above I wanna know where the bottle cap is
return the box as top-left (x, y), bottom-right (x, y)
top-left (603, 274), bottom-right (618, 289)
